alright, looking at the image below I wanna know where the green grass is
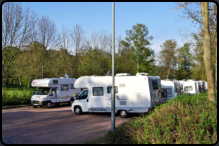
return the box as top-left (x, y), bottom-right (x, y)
top-left (87, 92), bottom-right (217, 144)
top-left (2, 84), bottom-right (37, 106)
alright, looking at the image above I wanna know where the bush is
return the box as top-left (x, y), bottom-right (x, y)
top-left (103, 92), bottom-right (217, 144)
top-left (2, 90), bottom-right (33, 106)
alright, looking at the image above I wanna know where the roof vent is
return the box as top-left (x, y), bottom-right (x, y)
top-left (91, 75), bottom-right (97, 77)
top-left (59, 77), bottom-right (65, 79)
top-left (136, 73), bottom-right (149, 76)
top-left (116, 73), bottom-right (131, 76)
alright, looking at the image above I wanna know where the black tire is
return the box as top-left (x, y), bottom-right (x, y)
top-left (32, 105), bottom-right (37, 108)
top-left (74, 106), bottom-right (82, 115)
top-left (119, 110), bottom-right (128, 118)
top-left (46, 101), bottom-right (52, 108)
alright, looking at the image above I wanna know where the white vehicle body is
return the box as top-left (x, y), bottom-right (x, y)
top-left (72, 73), bottom-right (166, 117)
top-left (31, 77), bottom-right (81, 107)
top-left (181, 80), bottom-right (199, 95)
top-left (161, 80), bottom-right (180, 99)
top-left (178, 80), bottom-right (187, 94)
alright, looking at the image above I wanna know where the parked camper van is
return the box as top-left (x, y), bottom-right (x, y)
top-left (31, 77), bottom-right (81, 108)
top-left (181, 79), bottom-right (199, 95)
top-left (71, 73), bottom-right (169, 118)
top-left (161, 80), bottom-right (180, 99)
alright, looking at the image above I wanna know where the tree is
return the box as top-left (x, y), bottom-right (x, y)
top-left (157, 39), bottom-right (178, 79)
top-left (78, 47), bottom-right (110, 76)
top-left (70, 24), bottom-right (85, 78)
top-left (190, 33), bottom-right (207, 81)
top-left (2, 2), bottom-right (37, 86)
top-left (201, 2), bottom-right (216, 103)
top-left (175, 2), bottom-right (217, 83)
top-left (121, 23), bottom-right (155, 73)
top-left (37, 15), bottom-right (58, 78)
top-left (115, 40), bottom-right (137, 75)
top-left (176, 43), bottom-right (193, 80)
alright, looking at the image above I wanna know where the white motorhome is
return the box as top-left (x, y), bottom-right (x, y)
top-left (161, 80), bottom-right (180, 99)
top-left (71, 73), bottom-right (169, 118)
top-left (31, 77), bottom-right (81, 108)
top-left (181, 79), bottom-right (199, 95)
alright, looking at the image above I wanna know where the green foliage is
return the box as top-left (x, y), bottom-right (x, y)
top-left (157, 39), bottom-right (178, 79)
top-left (100, 92), bottom-right (217, 144)
top-left (121, 23), bottom-right (155, 74)
top-left (2, 85), bottom-right (36, 106)
top-left (79, 47), bottom-right (111, 76)
top-left (176, 43), bottom-right (193, 80)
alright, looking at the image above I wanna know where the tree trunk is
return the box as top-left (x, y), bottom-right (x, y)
top-left (167, 56), bottom-right (173, 79)
top-left (201, 2), bottom-right (216, 104)
top-left (19, 74), bottom-right (21, 86)
top-left (28, 77), bottom-right (31, 89)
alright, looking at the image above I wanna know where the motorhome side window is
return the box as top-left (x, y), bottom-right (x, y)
top-left (93, 87), bottom-right (103, 96)
top-left (166, 88), bottom-right (172, 95)
top-left (152, 80), bottom-right (158, 90)
top-left (61, 84), bottom-right (69, 91)
top-left (107, 86), bottom-right (118, 93)
top-left (53, 80), bottom-right (58, 84)
top-left (70, 84), bottom-right (75, 89)
top-left (184, 86), bottom-right (193, 91)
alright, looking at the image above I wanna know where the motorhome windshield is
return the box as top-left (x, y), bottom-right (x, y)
top-left (34, 87), bottom-right (51, 95)
top-left (76, 90), bottom-right (88, 100)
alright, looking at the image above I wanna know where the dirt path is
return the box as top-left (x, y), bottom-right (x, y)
top-left (2, 105), bottom-right (134, 144)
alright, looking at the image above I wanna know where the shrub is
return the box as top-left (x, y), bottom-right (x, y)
top-left (103, 92), bottom-right (217, 144)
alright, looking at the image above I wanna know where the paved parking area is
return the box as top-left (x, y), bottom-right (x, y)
top-left (2, 105), bottom-right (135, 144)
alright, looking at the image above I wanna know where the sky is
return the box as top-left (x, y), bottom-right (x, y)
top-left (18, 2), bottom-right (199, 56)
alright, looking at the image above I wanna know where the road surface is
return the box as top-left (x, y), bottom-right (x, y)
top-left (2, 104), bottom-right (135, 144)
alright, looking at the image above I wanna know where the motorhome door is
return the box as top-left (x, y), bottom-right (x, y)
top-left (77, 90), bottom-right (89, 112)
top-left (48, 88), bottom-right (57, 103)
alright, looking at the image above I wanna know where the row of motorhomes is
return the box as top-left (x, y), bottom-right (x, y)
top-left (30, 73), bottom-right (207, 118)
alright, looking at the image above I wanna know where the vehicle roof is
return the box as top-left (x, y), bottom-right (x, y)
top-left (31, 78), bottom-right (76, 87)
top-left (74, 75), bottom-right (160, 88)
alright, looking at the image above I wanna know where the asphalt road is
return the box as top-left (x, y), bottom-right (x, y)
top-left (2, 104), bottom-right (135, 144)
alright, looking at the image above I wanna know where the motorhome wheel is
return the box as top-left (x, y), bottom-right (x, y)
top-left (46, 102), bottom-right (51, 108)
top-left (32, 105), bottom-right (37, 108)
top-left (75, 106), bottom-right (82, 115)
top-left (120, 110), bottom-right (128, 118)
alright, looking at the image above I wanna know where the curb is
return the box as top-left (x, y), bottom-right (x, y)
top-left (2, 104), bottom-right (31, 109)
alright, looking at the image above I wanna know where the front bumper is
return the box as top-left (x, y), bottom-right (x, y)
top-left (31, 100), bottom-right (49, 106)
